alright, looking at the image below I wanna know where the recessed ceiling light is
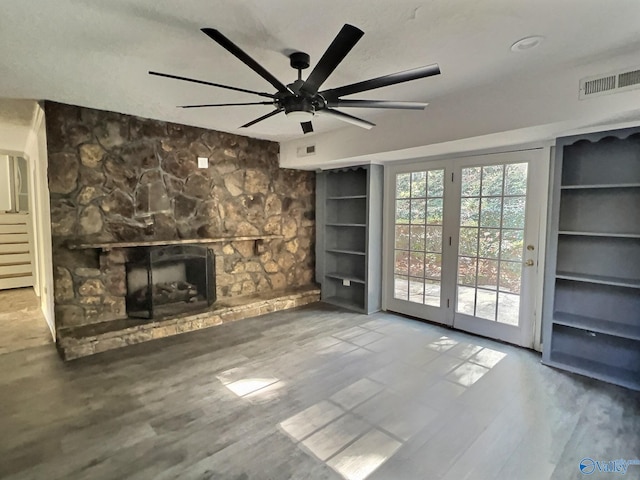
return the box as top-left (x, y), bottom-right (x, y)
top-left (510, 35), bottom-right (545, 52)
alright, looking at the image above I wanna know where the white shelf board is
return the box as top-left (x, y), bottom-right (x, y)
top-left (544, 353), bottom-right (640, 391)
top-left (555, 271), bottom-right (640, 289)
top-left (560, 183), bottom-right (640, 190)
top-left (326, 195), bottom-right (368, 200)
top-left (553, 312), bottom-right (640, 341)
top-left (325, 273), bottom-right (366, 284)
top-left (558, 231), bottom-right (640, 239)
top-left (326, 249), bottom-right (366, 256)
top-left (326, 223), bottom-right (367, 228)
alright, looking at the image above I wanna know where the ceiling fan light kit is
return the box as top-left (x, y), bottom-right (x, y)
top-left (150, 24), bottom-right (441, 134)
top-left (285, 110), bottom-right (314, 122)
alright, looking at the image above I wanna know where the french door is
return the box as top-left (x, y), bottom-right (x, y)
top-left (385, 150), bottom-right (545, 347)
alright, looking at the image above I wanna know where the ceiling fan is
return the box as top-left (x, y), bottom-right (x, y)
top-left (149, 24), bottom-right (441, 134)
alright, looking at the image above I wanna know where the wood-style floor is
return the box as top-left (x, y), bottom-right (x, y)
top-left (0, 288), bottom-right (52, 355)
top-left (1, 300), bottom-right (638, 480)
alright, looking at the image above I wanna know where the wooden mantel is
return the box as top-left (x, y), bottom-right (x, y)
top-left (67, 235), bottom-right (284, 251)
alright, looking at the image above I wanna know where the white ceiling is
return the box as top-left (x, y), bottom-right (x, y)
top-left (1, 0), bottom-right (640, 143)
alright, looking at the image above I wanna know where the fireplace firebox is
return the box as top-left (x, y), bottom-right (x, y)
top-left (125, 245), bottom-right (215, 319)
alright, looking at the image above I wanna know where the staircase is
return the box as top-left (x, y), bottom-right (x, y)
top-left (0, 213), bottom-right (33, 290)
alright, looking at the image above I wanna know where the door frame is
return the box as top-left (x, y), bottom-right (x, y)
top-left (382, 159), bottom-right (456, 326)
top-left (449, 150), bottom-right (545, 348)
top-left (382, 146), bottom-right (551, 350)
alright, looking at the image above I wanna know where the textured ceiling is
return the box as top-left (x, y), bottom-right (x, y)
top-left (1, 0), bottom-right (640, 141)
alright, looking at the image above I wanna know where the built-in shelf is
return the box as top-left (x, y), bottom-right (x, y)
top-left (558, 231), bottom-right (640, 239)
top-left (560, 183), bottom-right (640, 190)
top-left (317, 165), bottom-right (383, 314)
top-left (326, 248), bottom-right (366, 256)
top-left (68, 235), bottom-right (284, 250)
top-left (323, 296), bottom-right (365, 311)
top-left (555, 271), bottom-right (640, 289)
top-left (325, 272), bottom-right (366, 284)
top-left (327, 195), bottom-right (368, 200)
top-left (553, 312), bottom-right (640, 341)
top-left (326, 223), bottom-right (367, 228)
top-left (545, 352), bottom-right (640, 391)
top-left (544, 127), bottom-right (640, 391)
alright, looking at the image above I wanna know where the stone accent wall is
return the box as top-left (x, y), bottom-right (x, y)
top-left (46, 102), bottom-right (315, 329)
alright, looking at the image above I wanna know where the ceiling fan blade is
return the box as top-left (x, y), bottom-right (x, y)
top-left (201, 28), bottom-right (291, 94)
top-left (319, 108), bottom-right (375, 130)
top-left (149, 71), bottom-right (275, 99)
top-left (301, 121), bottom-right (314, 134)
top-left (240, 108), bottom-right (283, 128)
top-left (179, 101), bottom-right (274, 109)
top-left (327, 99), bottom-right (428, 110)
top-left (300, 24), bottom-right (364, 96)
top-left (321, 64), bottom-right (441, 98)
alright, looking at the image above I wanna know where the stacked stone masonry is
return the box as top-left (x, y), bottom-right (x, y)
top-left (57, 287), bottom-right (321, 360)
top-left (46, 102), bottom-right (316, 333)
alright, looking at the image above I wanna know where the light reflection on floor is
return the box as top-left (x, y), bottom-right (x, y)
top-left (225, 378), bottom-right (279, 397)
top-left (432, 335), bottom-right (508, 388)
top-left (278, 331), bottom-right (508, 480)
top-left (327, 430), bottom-right (401, 480)
top-left (280, 396), bottom-right (401, 480)
top-left (217, 371), bottom-right (286, 403)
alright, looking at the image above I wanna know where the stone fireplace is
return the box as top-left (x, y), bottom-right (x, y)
top-left (46, 101), bottom-right (319, 358)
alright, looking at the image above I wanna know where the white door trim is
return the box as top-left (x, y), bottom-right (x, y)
top-left (384, 159), bottom-right (453, 325)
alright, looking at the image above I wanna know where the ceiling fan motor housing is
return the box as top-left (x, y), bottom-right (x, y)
top-left (290, 52), bottom-right (310, 70)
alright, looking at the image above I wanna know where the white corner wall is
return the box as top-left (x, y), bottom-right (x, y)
top-left (23, 104), bottom-right (55, 338)
top-left (0, 122), bottom-right (30, 154)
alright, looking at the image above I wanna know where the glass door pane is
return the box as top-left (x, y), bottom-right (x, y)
top-left (456, 163), bottom-right (528, 326)
top-left (15, 157), bottom-right (29, 212)
top-left (393, 170), bottom-right (444, 307)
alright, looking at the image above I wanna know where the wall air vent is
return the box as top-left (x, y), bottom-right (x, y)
top-left (296, 144), bottom-right (316, 157)
top-left (618, 69), bottom-right (640, 88)
top-left (583, 76), bottom-right (616, 96)
top-left (580, 66), bottom-right (640, 99)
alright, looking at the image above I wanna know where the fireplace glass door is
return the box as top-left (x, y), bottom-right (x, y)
top-left (126, 245), bottom-right (215, 319)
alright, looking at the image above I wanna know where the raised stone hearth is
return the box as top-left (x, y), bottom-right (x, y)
top-left (57, 286), bottom-right (320, 360)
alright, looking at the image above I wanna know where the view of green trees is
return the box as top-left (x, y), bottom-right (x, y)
top-left (394, 164), bottom-right (528, 296)
top-left (394, 170), bottom-right (444, 284)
